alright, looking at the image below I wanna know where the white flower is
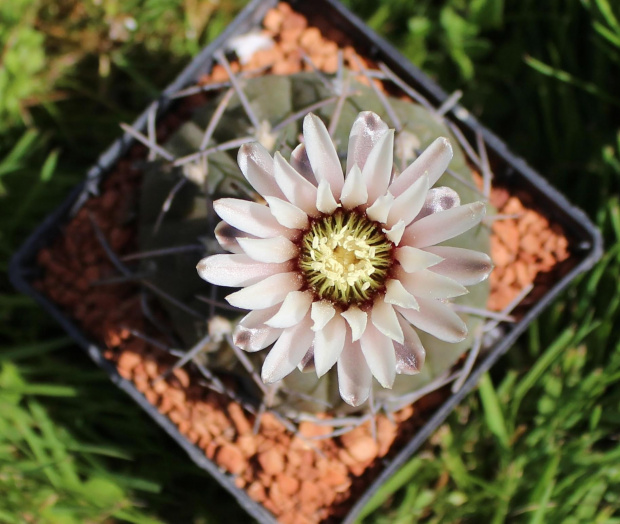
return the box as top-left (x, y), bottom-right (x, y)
top-left (197, 111), bottom-right (492, 407)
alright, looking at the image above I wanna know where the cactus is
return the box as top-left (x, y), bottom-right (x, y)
top-left (136, 67), bottom-right (492, 417)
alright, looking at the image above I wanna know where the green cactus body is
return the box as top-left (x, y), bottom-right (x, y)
top-left (139, 70), bottom-right (491, 415)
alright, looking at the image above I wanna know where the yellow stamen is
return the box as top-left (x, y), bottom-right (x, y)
top-left (298, 210), bottom-right (393, 305)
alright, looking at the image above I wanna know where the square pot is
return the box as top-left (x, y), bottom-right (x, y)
top-left (9, 0), bottom-right (602, 522)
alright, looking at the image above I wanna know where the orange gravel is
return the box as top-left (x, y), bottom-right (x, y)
top-left (487, 190), bottom-right (569, 311)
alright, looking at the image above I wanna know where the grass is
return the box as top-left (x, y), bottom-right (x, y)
top-left (1, 0), bottom-right (619, 522)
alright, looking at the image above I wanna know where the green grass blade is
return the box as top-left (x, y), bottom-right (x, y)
top-left (528, 452), bottom-right (560, 524)
top-left (511, 327), bottom-right (575, 420)
top-left (357, 457), bottom-right (425, 521)
top-left (525, 55), bottom-right (620, 107)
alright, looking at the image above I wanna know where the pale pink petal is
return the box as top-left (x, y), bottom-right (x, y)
top-left (337, 338), bottom-right (372, 407)
top-left (303, 113), bottom-right (344, 197)
top-left (366, 193), bottom-right (394, 223)
top-left (214, 221), bottom-right (247, 254)
top-left (313, 314), bottom-right (346, 377)
top-left (290, 144), bottom-right (314, 182)
top-left (226, 272), bottom-right (301, 310)
top-left (396, 267), bottom-right (468, 299)
top-left (394, 315), bottom-right (426, 374)
top-left (340, 164), bottom-right (368, 209)
top-left (298, 347), bottom-right (315, 372)
top-left (237, 142), bottom-right (283, 198)
top-left (401, 202), bottom-right (486, 248)
top-left (389, 137), bottom-right (453, 197)
top-left (273, 152), bottom-right (319, 216)
top-left (359, 323), bottom-right (396, 388)
top-left (311, 301), bottom-right (336, 331)
top-left (416, 187), bottom-right (460, 221)
top-left (214, 198), bottom-right (289, 238)
top-left (265, 290), bottom-right (313, 328)
top-left (264, 196), bottom-right (309, 230)
top-left (345, 111), bottom-right (389, 174)
top-left (341, 306), bottom-right (367, 342)
top-left (396, 298), bottom-right (467, 343)
top-left (371, 297), bottom-right (404, 343)
top-left (361, 129), bottom-right (394, 203)
top-left (316, 179), bottom-right (339, 214)
top-left (395, 246), bottom-right (444, 273)
top-left (423, 246), bottom-right (493, 286)
top-left (233, 305), bottom-right (282, 352)
top-left (261, 314), bottom-right (314, 383)
top-left (237, 236), bottom-right (297, 263)
top-left (197, 254), bottom-right (292, 287)
top-left (383, 220), bottom-right (405, 245)
top-left (384, 279), bottom-right (419, 309)
top-left (387, 173), bottom-right (429, 227)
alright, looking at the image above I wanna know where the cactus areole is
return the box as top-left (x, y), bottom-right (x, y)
top-left (196, 108), bottom-right (493, 408)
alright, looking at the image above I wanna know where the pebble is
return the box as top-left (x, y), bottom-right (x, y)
top-left (515, 261), bottom-right (531, 287)
top-left (171, 367), bottom-right (190, 388)
top-left (204, 440), bottom-right (217, 460)
top-left (258, 446), bottom-right (286, 476)
top-left (168, 409), bottom-right (188, 425)
top-left (493, 219), bottom-right (520, 254)
top-left (286, 448), bottom-right (303, 471)
top-left (234, 476), bottom-right (246, 489)
top-left (317, 460), bottom-right (349, 488)
top-left (165, 387), bottom-right (186, 407)
top-left (342, 433), bottom-right (378, 463)
top-left (152, 378), bottom-right (168, 395)
top-left (502, 265), bottom-right (516, 286)
top-left (521, 233), bottom-right (540, 254)
top-left (272, 56), bottom-right (301, 75)
top-left (298, 421), bottom-right (333, 439)
top-left (282, 11), bottom-right (307, 32)
top-left (157, 395), bottom-right (174, 415)
top-left (263, 8), bottom-right (284, 33)
top-left (143, 358), bottom-right (159, 379)
top-left (300, 27), bottom-right (322, 51)
top-left (259, 412), bottom-right (286, 433)
top-left (144, 390), bottom-right (159, 406)
top-left (491, 241), bottom-right (514, 267)
top-left (133, 375), bottom-right (150, 394)
top-left (237, 434), bottom-right (258, 457)
top-left (215, 444), bottom-right (245, 476)
top-left (275, 472), bottom-right (300, 495)
top-left (298, 480), bottom-right (321, 507)
top-left (376, 416), bottom-right (398, 457)
top-left (247, 481), bottom-right (266, 503)
top-left (249, 47), bottom-right (283, 69)
top-left (269, 482), bottom-right (296, 513)
top-left (117, 351), bottom-right (142, 375)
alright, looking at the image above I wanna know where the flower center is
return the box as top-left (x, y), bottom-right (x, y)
top-left (298, 210), bottom-right (393, 306)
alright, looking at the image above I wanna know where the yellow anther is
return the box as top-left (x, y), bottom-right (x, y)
top-left (298, 210), bottom-right (393, 305)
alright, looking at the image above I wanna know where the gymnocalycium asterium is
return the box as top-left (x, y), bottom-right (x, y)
top-left (197, 110), bottom-right (492, 407)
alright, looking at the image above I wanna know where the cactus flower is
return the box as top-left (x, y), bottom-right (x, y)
top-left (197, 111), bottom-right (492, 407)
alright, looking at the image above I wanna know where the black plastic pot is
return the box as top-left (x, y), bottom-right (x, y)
top-left (9, 1), bottom-right (603, 522)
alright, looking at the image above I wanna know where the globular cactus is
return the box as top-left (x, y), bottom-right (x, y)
top-left (138, 68), bottom-right (492, 417)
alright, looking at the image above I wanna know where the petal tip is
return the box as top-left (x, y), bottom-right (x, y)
top-left (454, 323), bottom-right (468, 342)
top-left (341, 392), bottom-right (367, 407)
top-left (196, 257), bottom-right (213, 282)
top-left (473, 201), bottom-right (487, 214)
top-left (238, 142), bottom-right (252, 156)
top-left (439, 136), bottom-right (453, 153)
top-left (261, 369), bottom-right (279, 384)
